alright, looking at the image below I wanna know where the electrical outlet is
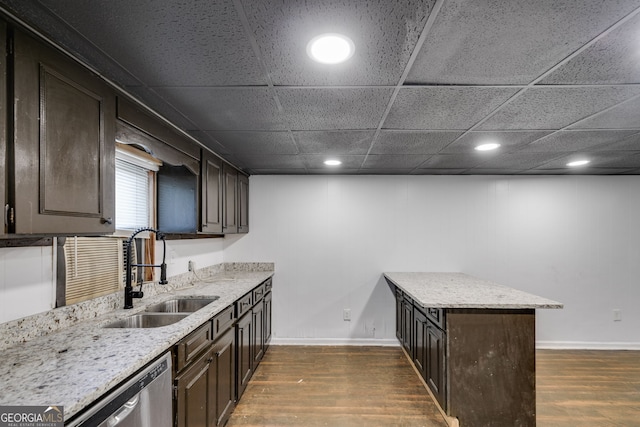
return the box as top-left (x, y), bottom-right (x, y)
top-left (188, 260), bottom-right (195, 272)
top-left (613, 309), bottom-right (622, 322)
top-left (343, 309), bottom-right (351, 321)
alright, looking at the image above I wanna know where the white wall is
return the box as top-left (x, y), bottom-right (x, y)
top-left (0, 246), bottom-right (55, 323)
top-left (224, 175), bottom-right (640, 348)
top-left (0, 238), bottom-right (225, 323)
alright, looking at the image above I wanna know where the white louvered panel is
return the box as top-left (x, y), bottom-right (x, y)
top-left (65, 237), bottom-right (124, 305)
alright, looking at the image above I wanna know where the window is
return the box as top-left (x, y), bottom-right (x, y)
top-left (115, 143), bottom-right (161, 232)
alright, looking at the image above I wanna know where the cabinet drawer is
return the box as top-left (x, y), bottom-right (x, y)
top-left (426, 307), bottom-right (445, 329)
top-left (264, 278), bottom-right (273, 293)
top-left (253, 284), bottom-right (266, 305)
top-left (236, 292), bottom-right (253, 318)
top-left (175, 322), bottom-right (212, 372)
top-left (212, 305), bottom-right (236, 340)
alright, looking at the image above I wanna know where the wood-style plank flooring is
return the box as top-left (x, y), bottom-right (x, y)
top-left (227, 346), bottom-right (448, 427)
top-left (227, 346), bottom-right (640, 427)
top-left (536, 349), bottom-right (640, 427)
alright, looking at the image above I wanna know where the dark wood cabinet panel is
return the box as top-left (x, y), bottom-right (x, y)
top-left (264, 290), bottom-right (272, 350)
top-left (11, 28), bottom-right (115, 234)
top-left (175, 349), bottom-right (214, 427)
top-left (201, 151), bottom-right (223, 233)
top-left (395, 289), bottom-right (403, 341)
top-left (236, 310), bottom-right (252, 399)
top-left (413, 307), bottom-right (428, 381)
top-left (0, 21), bottom-right (6, 236)
top-left (212, 327), bottom-right (236, 427)
top-left (222, 163), bottom-right (238, 234)
top-left (401, 296), bottom-right (413, 356)
top-left (426, 321), bottom-right (446, 410)
top-left (238, 173), bottom-right (249, 234)
top-left (252, 301), bottom-right (265, 365)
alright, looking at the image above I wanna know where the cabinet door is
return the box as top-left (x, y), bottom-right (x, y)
top-left (222, 163), bottom-right (238, 234)
top-left (212, 328), bottom-right (236, 426)
top-left (252, 301), bottom-right (265, 365)
top-left (175, 349), bottom-right (215, 427)
top-left (12, 29), bottom-right (115, 234)
top-left (401, 297), bottom-right (413, 356)
top-left (236, 310), bottom-right (252, 399)
top-left (0, 21), bottom-right (6, 235)
top-left (395, 290), bottom-right (402, 341)
top-left (201, 151), bottom-right (223, 233)
top-left (237, 173), bottom-right (249, 233)
top-left (264, 291), bottom-right (272, 350)
top-left (426, 322), bottom-right (446, 410)
top-left (413, 307), bottom-right (428, 381)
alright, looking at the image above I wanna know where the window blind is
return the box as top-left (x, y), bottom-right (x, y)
top-left (115, 158), bottom-right (150, 230)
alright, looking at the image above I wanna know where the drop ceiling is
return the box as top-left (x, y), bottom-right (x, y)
top-left (2, 0), bottom-right (640, 175)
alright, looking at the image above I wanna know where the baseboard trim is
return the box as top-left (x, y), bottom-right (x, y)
top-left (537, 341), bottom-right (640, 350)
top-left (270, 337), bottom-right (400, 346)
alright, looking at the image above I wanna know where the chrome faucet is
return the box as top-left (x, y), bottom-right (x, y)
top-left (124, 227), bottom-right (168, 309)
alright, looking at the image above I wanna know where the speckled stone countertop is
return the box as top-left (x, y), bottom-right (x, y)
top-left (384, 272), bottom-right (563, 309)
top-left (0, 267), bottom-right (273, 421)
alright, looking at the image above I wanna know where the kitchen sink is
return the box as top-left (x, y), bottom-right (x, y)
top-left (144, 297), bottom-right (219, 313)
top-left (103, 313), bottom-right (189, 328)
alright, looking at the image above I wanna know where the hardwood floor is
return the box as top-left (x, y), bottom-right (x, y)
top-left (226, 346), bottom-right (448, 427)
top-left (537, 349), bottom-right (640, 427)
top-left (227, 346), bottom-right (640, 427)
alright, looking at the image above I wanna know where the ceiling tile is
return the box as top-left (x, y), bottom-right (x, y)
top-left (36, 0), bottom-right (265, 86)
top-left (419, 154), bottom-right (491, 169)
top-left (307, 169), bottom-right (361, 175)
top-left (240, 0), bottom-right (434, 85)
top-left (293, 131), bottom-right (375, 155)
top-left (520, 130), bottom-right (638, 152)
top-left (385, 87), bottom-right (519, 130)
top-left (411, 169), bottom-right (467, 175)
top-left (231, 154), bottom-right (307, 170)
top-left (207, 131), bottom-right (298, 156)
top-left (371, 131), bottom-right (463, 154)
top-left (187, 130), bottom-right (231, 156)
top-left (278, 88), bottom-right (393, 130)
top-left (537, 151), bottom-right (640, 169)
top-left (406, 0), bottom-right (640, 84)
top-left (474, 152), bottom-right (566, 170)
top-left (250, 169), bottom-right (308, 175)
top-left (442, 131), bottom-right (553, 153)
top-left (358, 169), bottom-right (413, 175)
top-left (569, 95), bottom-right (640, 130)
top-left (479, 86), bottom-right (640, 130)
top-left (153, 87), bottom-right (285, 131)
top-left (540, 11), bottom-right (640, 84)
top-left (125, 87), bottom-right (198, 131)
top-left (590, 133), bottom-right (640, 151)
top-left (301, 155), bottom-right (366, 169)
top-left (361, 154), bottom-right (431, 169)
top-left (465, 169), bottom-right (526, 175)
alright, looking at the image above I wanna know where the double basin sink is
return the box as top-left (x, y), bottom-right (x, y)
top-left (104, 297), bottom-right (219, 328)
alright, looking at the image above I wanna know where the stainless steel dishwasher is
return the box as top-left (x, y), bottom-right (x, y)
top-left (67, 352), bottom-right (172, 427)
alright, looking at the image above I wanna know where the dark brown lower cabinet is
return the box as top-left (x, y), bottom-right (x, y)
top-left (263, 290), bottom-right (272, 350)
top-left (252, 298), bottom-right (265, 365)
top-left (401, 296), bottom-right (413, 355)
top-left (236, 310), bottom-right (253, 400)
top-left (212, 328), bottom-right (236, 427)
top-left (174, 348), bottom-right (214, 427)
top-left (413, 307), bottom-right (428, 380)
top-left (426, 320), bottom-right (446, 408)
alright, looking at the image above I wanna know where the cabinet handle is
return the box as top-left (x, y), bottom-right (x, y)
top-left (207, 357), bottom-right (213, 363)
top-left (101, 217), bottom-right (113, 225)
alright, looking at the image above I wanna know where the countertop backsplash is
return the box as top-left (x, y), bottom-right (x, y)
top-left (0, 262), bottom-right (274, 350)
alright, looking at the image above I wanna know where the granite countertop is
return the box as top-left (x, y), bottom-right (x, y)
top-left (384, 272), bottom-right (563, 309)
top-left (0, 269), bottom-right (273, 421)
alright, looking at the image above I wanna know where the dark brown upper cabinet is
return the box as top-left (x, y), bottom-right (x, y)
top-left (238, 173), bottom-right (249, 234)
top-left (9, 26), bottom-right (115, 235)
top-left (222, 163), bottom-right (238, 234)
top-left (200, 150), bottom-right (223, 234)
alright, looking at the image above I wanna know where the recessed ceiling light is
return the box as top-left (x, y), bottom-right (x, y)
top-left (475, 143), bottom-right (501, 151)
top-left (324, 159), bottom-right (342, 166)
top-left (567, 159), bottom-right (590, 167)
top-left (307, 33), bottom-right (355, 64)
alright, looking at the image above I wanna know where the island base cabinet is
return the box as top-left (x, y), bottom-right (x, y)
top-left (446, 309), bottom-right (536, 427)
top-left (236, 310), bottom-right (253, 400)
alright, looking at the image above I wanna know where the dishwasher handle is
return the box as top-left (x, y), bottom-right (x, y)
top-left (106, 394), bottom-right (140, 427)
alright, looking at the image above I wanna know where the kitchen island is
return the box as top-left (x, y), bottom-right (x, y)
top-left (384, 272), bottom-right (563, 427)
